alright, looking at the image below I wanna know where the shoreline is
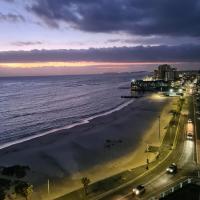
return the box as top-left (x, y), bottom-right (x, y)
top-left (0, 94), bottom-right (178, 200)
top-left (0, 99), bottom-right (134, 150)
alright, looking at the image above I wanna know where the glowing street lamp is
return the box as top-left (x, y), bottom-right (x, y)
top-left (131, 79), bottom-right (135, 83)
top-left (178, 88), bottom-right (183, 93)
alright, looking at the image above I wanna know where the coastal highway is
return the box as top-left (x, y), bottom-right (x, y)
top-left (98, 95), bottom-right (197, 200)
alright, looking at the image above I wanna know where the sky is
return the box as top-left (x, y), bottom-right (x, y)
top-left (0, 0), bottom-right (200, 76)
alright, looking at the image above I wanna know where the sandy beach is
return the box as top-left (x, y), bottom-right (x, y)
top-left (0, 94), bottom-right (178, 200)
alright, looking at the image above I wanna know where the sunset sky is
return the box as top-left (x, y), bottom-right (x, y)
top-left (0, 0), bottom-right (200, 76)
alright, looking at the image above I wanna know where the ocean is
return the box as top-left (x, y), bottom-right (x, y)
top-left (0, 72), bottom-right (147, 148)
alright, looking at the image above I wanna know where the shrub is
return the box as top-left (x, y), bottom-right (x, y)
top-left (15, 181), bottom-right (33, 200)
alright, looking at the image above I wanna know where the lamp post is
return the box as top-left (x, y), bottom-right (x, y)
top-left (169, 122), bottom-right (173, 149)
top-left (158, 115), bottom-right (161, 141)
top-left (47, 179), bottom-right (50, 195)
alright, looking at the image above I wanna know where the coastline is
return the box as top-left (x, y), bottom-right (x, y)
top-left (0, 94), bottom-right (178, 200)
top-left (0, 99), bottom-right (134, 150)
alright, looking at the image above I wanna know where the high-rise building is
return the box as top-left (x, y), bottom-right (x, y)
top-left (154, 64), bottom-right (177, 81)
top-left (158, 64), bottom-right (171, 79)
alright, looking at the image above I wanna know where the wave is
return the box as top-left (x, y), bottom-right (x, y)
top-left (0, 99), bottom-right (134, 150)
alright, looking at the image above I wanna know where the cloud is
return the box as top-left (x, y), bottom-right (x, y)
top-left (106, 36), bottom-right (200, 46)
top-left (27, 0), bottom-right (200, 37)
top-left (11, 41), bottom-right (43, 46)
top-left (0, 44), bottom-right (200, 63)
top-left (0, 12), bottom-right (25, 23)
top-left (2, 0), bottom-right (15, 3)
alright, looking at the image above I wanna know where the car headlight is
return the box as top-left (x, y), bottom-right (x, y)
top-left (135, 190), bottom-right (140, 195)
top-left (166, 168), bottom-right (173, 172)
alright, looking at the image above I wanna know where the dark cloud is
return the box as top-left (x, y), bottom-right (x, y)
top-left (11, 41), bottom-right (43, 46)
top-left (27, 0), bottom-right (200, 37)
top-left (106, 36), bottom-right (200, 46)
top-left (0, 12), bottom-right (25, 23)
top-left (0, 45), bottom-right (200, 63)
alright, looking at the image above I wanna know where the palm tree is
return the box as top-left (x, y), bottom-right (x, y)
top-left (23, 184), bottom-right (33, 200)
top-left (81, 177), bottom-right (90, 196)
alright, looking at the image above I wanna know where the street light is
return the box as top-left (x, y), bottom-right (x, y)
top-left (47, 179), bottom-right (50, 194)
top-left (178, 88), bottom-right (183, 93)
top-left (158, 115), bottom-right (161, 141)
top-left (131, 79), bottom-right (135, 83)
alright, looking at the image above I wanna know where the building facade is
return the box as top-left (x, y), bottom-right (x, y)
top-left (154, 64), bottom-right (177, 81)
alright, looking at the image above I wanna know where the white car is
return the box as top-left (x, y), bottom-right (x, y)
top-left (132, 185), bottom-right (145, 195)
top-left (188, 119), bottom-right (192, 123)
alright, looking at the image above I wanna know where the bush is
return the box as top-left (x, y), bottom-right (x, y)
top-left (15, 181), bottom-right (33, 199)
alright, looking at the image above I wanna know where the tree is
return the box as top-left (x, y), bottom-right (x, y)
top-left (81, 177), bottom-right (90, 196)
top-left (15, 181), bottom-right (33, 200)
top-left (23, 184), bottom-right (33, 200)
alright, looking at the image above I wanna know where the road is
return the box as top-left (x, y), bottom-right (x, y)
top-left (99, 95), bottom-right (197, 200)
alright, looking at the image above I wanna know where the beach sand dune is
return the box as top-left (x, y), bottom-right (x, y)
top-left (0, 94), bottom-right (178, 199)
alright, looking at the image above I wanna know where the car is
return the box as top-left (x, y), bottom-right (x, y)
top-left (196, 111), bottom-right (200, 115)
top-left (166, 163), bottom-right (177, 174)
top-left (188, 119), bottom-right (192, 123)
top-left (132, 185), bottom-right (145, 195)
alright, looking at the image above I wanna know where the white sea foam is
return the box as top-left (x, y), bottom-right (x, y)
top-left (0, 99), bottom-right (134, 150)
